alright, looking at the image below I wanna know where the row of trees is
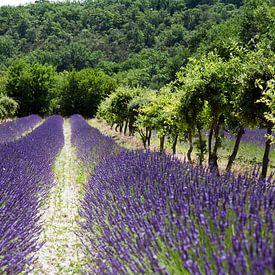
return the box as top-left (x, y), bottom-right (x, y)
top-left (97, 47), bottom-right (274, 179)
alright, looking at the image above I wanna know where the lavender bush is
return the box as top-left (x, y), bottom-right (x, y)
top-left (0, 114), bottom-right (41, 143)
top-left (70, 114), bottom-right (121, 171)
top-left (0, 115), bottom-right (64, 273)
top-left (71, 115), bottom-right (274, 274)
top-left (225, 128), bottom-right (274, 146)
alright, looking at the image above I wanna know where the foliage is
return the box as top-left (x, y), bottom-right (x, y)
top-left (238, 0), bottom-right (274, 49)
top-left (51, 68), bottom-right (117, 117)
top-left (256, 66), bottom-right (275, 143)
top-left (260, 78), bottom-right (275, 125)
top-left (98, 86), bottom-right (139, 126)
top-left (136, 88), bottom-right (181, 142)
top-left (5, 60), bottom-right (57, 116)
top-left (0, 95), bottom-right (18, 119)
top-left (0, 0), bottom-right (242, 89)
top-left (98, 86), bottom-right (156, 135)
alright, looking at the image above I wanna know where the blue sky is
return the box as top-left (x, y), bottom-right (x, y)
top-left (0, 0), bottom-right (37, 6)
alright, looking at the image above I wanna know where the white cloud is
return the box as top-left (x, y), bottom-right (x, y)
top-left (0, 0), bottom-right (38, 6)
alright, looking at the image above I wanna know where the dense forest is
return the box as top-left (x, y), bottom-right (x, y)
top-left (0, 0), bottom-right (274, 176)
top-left (0, 0), bottom-right (273, 114)
top-left (0, 0), bottom-right (245, 81)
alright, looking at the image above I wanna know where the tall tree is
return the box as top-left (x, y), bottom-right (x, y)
top-left (5, 60), bottom-right (57, 116)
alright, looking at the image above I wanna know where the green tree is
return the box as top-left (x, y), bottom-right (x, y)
top-left (177, 52), bottom-right (230, 170)
top-left (239, 0), bottom-right (274, 49)
top-left (5, 60), bottom-right (57, 116)
top-left (0, 95), bottom-right (18, 120)
top-left (97, 87), bottom-right (150, 135)
top-left (55, 68), bottom-right (117, 117)
top-left (235, 49), bottom-right (275, 179)
top-left (136, 89), bottom-right (180, 152)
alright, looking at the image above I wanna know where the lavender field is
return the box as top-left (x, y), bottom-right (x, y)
top-left (0, 115), bottom-right (41, 143)
top-left (0, 115), bottom-right (274, 274)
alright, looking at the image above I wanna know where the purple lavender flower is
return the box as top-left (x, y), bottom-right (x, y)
top-left (71, 115), bottom-right (275, 274)
top-left (0, 115), bottom-right (41, 143)
top-left (224, 128), bottom-right (274, 146)
top-left (0, 115), bottom-right (64, 273)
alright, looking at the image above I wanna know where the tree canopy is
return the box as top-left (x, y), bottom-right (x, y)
top-left (0, 0), bottom-right (245, 89)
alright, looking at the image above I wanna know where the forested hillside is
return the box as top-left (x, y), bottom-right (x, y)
top-left (1, 0), bottom-right (245, 90)
top-left (0, 0), bottom-right (274, 110)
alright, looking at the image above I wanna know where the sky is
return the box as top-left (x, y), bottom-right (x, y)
top-left (0, 0), bottom-right (37, 6)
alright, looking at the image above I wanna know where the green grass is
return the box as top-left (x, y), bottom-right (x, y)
top-left (151, 133), bottom-right (274, 175)
top-left (157, 239), bottom-right (189, 275)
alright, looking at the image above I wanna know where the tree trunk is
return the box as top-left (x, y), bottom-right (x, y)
top-left (208, 122), bottom-right (214, 163)
top-left (172, 134), bottom-right (178, 155)
top-left (187, 130), bottom-right (193, 162)
top-left (119, 123), bottom-right (123, 133)
top-left (160, 136), bottom-right (165, 153)
top-left (124, 120), bottom-right (128, 135)
top-left (142, 138), bottom-right (147, 149)
top-left (139, 129), bottom-right (147, 149)
top-left (197, 127), bottom-right (204, 165)
top-left (209, 116), bottom-right (223, 174)
top-left (260, 123), bottom-right (273, 180)
top-left (129, 120), bottom-right (134, 136)
top-left (226, 127), bottom-right (244, 172)
top-left (147, 129), bottom-right (152, 147)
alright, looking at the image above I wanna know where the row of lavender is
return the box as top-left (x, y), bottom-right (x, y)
top-left (224, 128), bottom-right (274, 146)
top-left (70, 114), bottom-right (120, 171)
top-left (71, 115), bottom-right (274, 274)
top-left (0, 115), bottom-right (64, 273)
top-left (0, 114), bottom-right (41, 143)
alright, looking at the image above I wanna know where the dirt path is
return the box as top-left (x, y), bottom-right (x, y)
top-left (19, 119), bottom-right (44, 140)
top-left (32, 119), bottom-right (84, 274)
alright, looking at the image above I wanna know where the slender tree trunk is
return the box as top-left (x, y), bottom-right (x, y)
top-left (119, 123), bottom-right (123, 133)
top-left (147, 129), bottom-right (152, 147)
top-left (172, 134), bottom-right (178, 155)
top-left (129, 120), bottom-right (134, 136)
top-left (187, 130), bottom-right (193, 162)
top-left (142, 138), bottom-right (147, 149)
top-left (160, 136), bottom-right (165, 153)
top-left (124, 120), bottom-right (128, 135)
top-left (209, 116), bottom-right (222, 174)
top-left (197, 127), bottom-right (204, 165)
top-left (260, 123), bottom-right (273, 180)
top-left (208, 122), bottom-right (214, 163)
top-left (226, 127), bottom-right (244, 172)
top-left (139, 129), bottom-right (147, 149)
